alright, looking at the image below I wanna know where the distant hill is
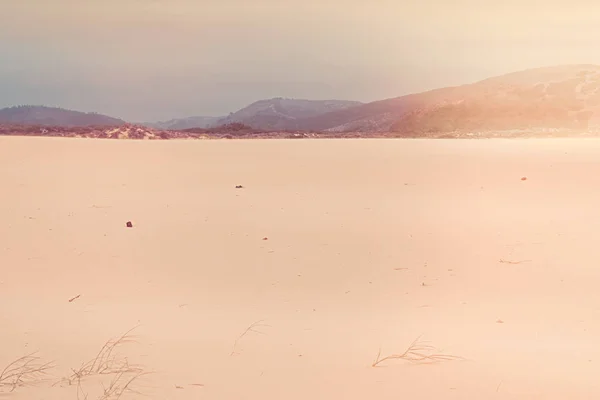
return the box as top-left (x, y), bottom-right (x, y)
top-left (215, 98), bottom-right (363, 130)
top-left (145, 116), bottom-right (222, 130)
top-left (291, 64), bottom-right (600, 134)
top-left (0, 105), bottom-right (125, 127)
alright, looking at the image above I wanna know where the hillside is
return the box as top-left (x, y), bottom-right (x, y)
top-left (292, 64), bottom-right (600, 134)
top-left (0, 105), bottom-right (125, 127)
top-left (215, 98), bottom-right (362, 130)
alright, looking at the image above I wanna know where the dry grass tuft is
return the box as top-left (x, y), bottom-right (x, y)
top-left (66, 327), bottom-right (143, 386)
top-left (53, 327), bottom-right (148, 400)
top-left (372, 336), bottom-right (464, 367)
top-left (72, 370), bottom-right (148, 400)
top-left (0, 353), bottom-right (54, 392)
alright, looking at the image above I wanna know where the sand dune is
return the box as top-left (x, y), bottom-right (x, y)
top-left (2, 137), bottom-right (600, 399)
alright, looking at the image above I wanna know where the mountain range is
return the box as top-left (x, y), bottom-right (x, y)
top-left (147, 98), bottom-right (362, 130)
top-left (3, 65), bottom-right (600, 134)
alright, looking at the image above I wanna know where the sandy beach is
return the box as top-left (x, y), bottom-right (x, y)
top-left (2, 137), bottom-right (600, 399)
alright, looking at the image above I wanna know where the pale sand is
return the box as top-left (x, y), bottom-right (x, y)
top-left (2, 137), bottom-right (600, 399)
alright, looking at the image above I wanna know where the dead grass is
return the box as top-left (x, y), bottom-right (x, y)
top-left (71, 370), bottom-right (148, 400)
top-left (95, 370), bottom-right (149, 400)
top-left (372, 336), bottom-right (464, 367)
top-left (66, 327), bottom-right (143, 385)
top-left (52, 327), bottom-right (148, 400)
top-left (0, 353), bottom-right (54, 392)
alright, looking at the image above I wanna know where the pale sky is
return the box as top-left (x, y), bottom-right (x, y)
top-left (1, 0), bottom-right (599, 121)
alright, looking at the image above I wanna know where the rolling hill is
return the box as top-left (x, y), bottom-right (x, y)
top-left (290, 64), bottom-right (600, 134)
top-left (0, 105), bottom-right (125, 127)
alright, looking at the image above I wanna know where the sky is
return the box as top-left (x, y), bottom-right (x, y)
top-left (1, 0), bottom-right (599, 121)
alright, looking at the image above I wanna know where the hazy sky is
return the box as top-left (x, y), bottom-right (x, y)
top-left (1, 0), bottom-right (599, 121)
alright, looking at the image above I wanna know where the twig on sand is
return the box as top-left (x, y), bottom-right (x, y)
top-left (230, 320), bottom-right (270, 356)
top-left (0, 353), bottom-right (54, 392)
top-left (499, 259), bottom-right (532, 265)
top-left (372, 336), bottom-right (463, 367)
top-left (69, 294), bottom-right (81, 303)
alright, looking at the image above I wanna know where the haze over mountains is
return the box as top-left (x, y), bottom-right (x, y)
top-left (3, 65), bottom-right (600, 134)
